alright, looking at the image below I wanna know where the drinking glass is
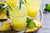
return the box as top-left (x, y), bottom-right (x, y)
top-left (25, 0), bottom-right (41, 18)
top-left (9, 6), bottom-right (27, 31)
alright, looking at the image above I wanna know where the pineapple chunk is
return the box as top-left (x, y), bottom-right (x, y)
top-left (26, 19), bottom-right (42, 33)
top-left (0, 10), bottom-right (8, 20)
top-left (0, 21), bottom-right (12, 31)
top-left (33, 19), bottom-right (42, 28)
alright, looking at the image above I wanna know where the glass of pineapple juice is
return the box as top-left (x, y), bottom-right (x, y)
top-left (6, 0), bottom-right (19, 7)
top-left (9, 6), bottom-right (27, 31)
top-left (25, 0), bottom-right (41, 18)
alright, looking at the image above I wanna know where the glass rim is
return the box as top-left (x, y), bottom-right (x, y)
top-left (9, 6), bottom-right (27, 18)
top-left (25, 3), bottom-right (41, 6)
top-left (24, 0), bottom-right (41, 6)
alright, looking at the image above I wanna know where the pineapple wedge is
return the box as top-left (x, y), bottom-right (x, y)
top-left (0, 10), bottom-right (8, 20)
top-left (0, 2), bottom-right (8, 20)
top-left (33, 19), bottom-right (42, 28)
top-left (26, 19), bottom-right (42, 33)
top-left (0, 21), bottom-right (12, 31)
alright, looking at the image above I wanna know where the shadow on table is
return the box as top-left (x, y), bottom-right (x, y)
top-left (0, 31), bottom-right (38, 33)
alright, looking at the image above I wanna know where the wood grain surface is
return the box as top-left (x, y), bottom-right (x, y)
top-left (37, 0), bottom-right (50, 33)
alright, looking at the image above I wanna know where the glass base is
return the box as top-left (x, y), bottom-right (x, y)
top-left (14, 28), bottom-right (25, 31)
top-left (16, 30), bottom-right (25, 33)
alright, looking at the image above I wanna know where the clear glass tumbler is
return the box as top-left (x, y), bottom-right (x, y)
top-left (9, 6), bottom-right (27, 31)
top-left (25, 0), bottom-right (41, 18)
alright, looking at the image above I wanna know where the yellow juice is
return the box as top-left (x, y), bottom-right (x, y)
top-left (9, 6), bottom-right (27, 31)
top-left (6, 0), bottom-right (19, 7)
top-left (25, 0), bottom-right (41, 18)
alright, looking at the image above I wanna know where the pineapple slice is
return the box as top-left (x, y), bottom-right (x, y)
top-left (0, 21), bottom-right (12, 31)
top-left (26, 27), bottom-right (39, 33)
top-left (0, 10), bottom-right (8, 20)
top-left (33, 19), bottom-right (42, 28)
top-left (0, 2), bottom-right (8, 20)
top-left (26, 19), bottom-right (42, 33)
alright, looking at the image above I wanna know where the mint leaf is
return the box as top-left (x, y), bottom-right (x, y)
top-left (27, 18), bottom-right (36, 28)
top-left (27, 18), bottom-right (31, 23)
top-left (44, 4), bottom-right (50, 13)
top-left (0, 3), bottom-right (5, 7)
top-left (30, 21), bottom-right (36, 27)
top-left (27, 21), bottom-right (36, 28)
top-left (0, 3), bottom-right (5, 9)
top-left (27, 22), bottom-right (31, 28)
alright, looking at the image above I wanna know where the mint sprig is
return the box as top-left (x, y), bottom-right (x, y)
top-left (44, 4), bottom-right (50, 12)
top-left (0, 3), bottom-right (5, 9)
top-left (27, 18), bottom-right (36, 28)
top-left (27, 21), bottom-right (36, 28)
top-left (27, 18), bottom-right (31, 23)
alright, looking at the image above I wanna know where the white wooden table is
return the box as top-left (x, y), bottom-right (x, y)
top-left (0, 0), bottom-right (50, 33)
top-left (37, 0), bottom-right (50, 33)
